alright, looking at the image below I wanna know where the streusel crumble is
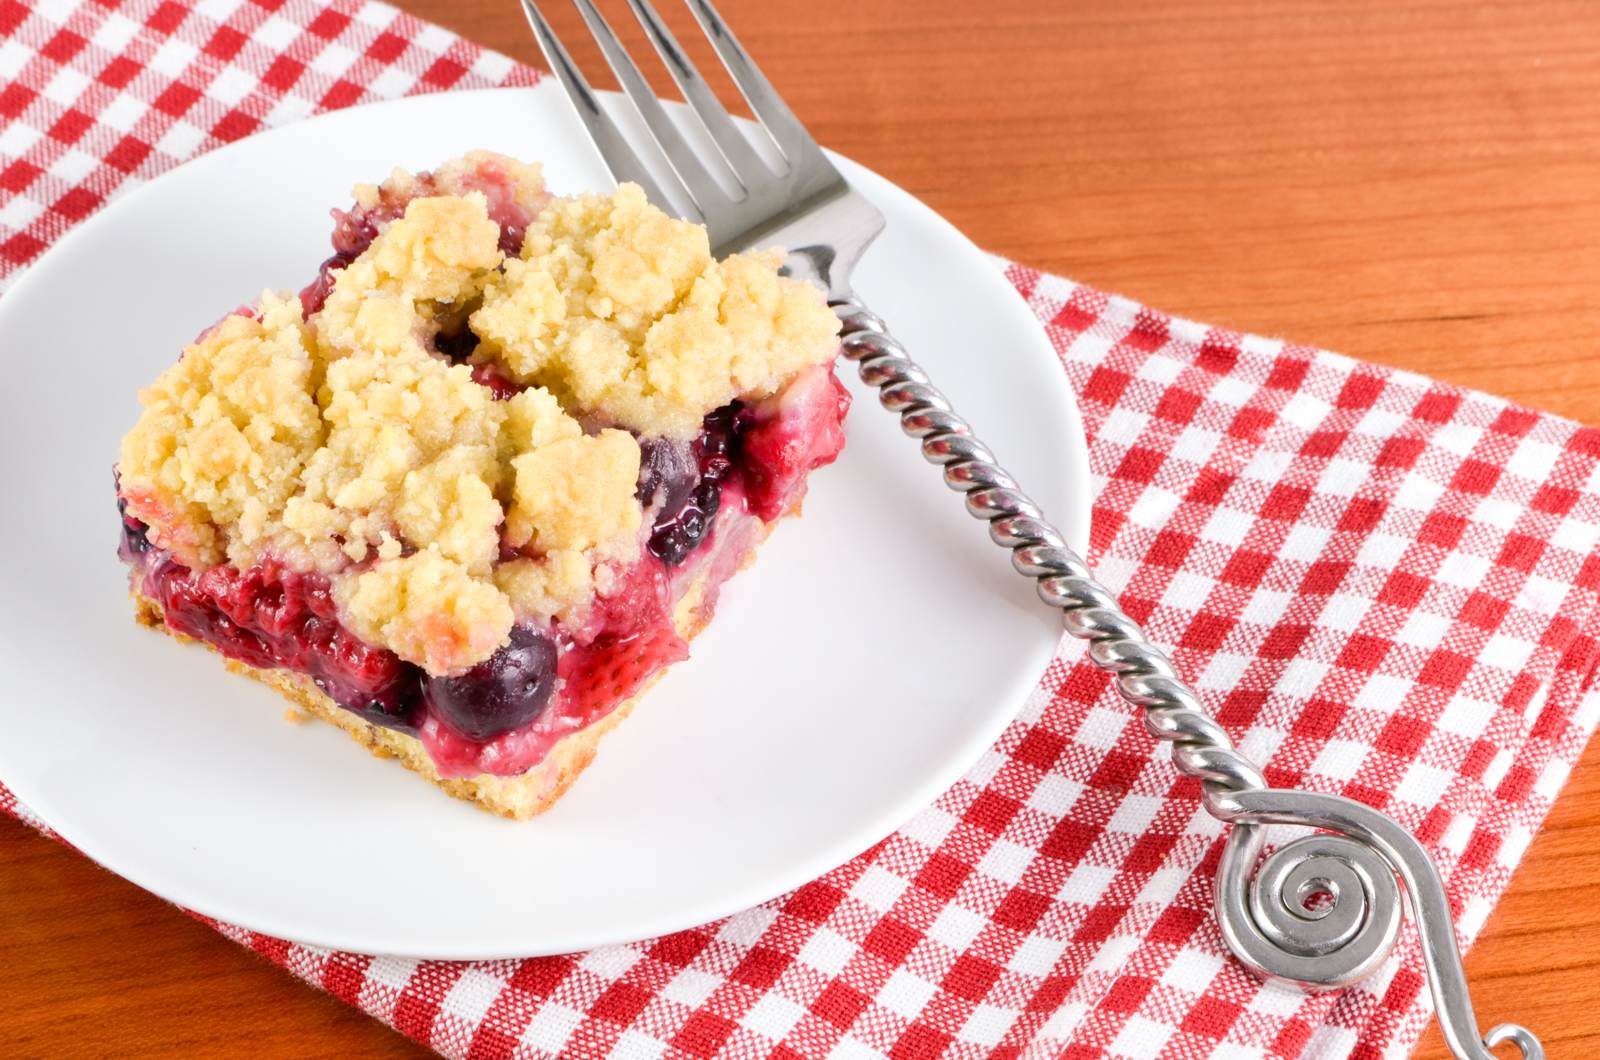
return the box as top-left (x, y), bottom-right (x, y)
top-left (116, 151), bottom-right (850, 816)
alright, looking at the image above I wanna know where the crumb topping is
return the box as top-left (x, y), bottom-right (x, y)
top-left (317, 193), bottom-right (503, 361)
top-left (336, 547), bottom-right (514, 675)
top-left (352, 150), bottom-right (547, 222)
top-left (494, 550), bottom-right (594, 626)
top-left (118, 153), bottom-right (840, 675)
top-left (119, 294), bottom-right (324, 566)
top-left (506, 430), bottom-right (642, 554)
top-left (471, 183), bottom-right (841, 439)
top-left (285, 349), bottom-right (509, 568)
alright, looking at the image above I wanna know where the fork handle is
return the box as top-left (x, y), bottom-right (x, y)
top-left (830, 294), bottom-right (1541, 1060)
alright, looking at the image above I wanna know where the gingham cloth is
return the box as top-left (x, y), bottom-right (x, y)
top-left (4, 2), bottom-right (1599, 1057)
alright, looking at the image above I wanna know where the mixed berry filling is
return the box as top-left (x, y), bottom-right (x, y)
top-left (120, 373), bottom-right (847, 778)
top-left (142, 554), bottom-right (422, 733)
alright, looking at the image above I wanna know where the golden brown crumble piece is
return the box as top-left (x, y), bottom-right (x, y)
top-left (317, 193), bottom-right (503, 361)
top-left (506, 430), bottom-right (643, 554)
top-left (336, 547), bottom-right (515, 675)
top-left (494, 550), bottom-right (594, 626)
top-left (118, 294), bottom-right (324, 569)
top-left (471, 183), bottom-right (841, 439)
top-left (352, 150), bottom-right (547, 220)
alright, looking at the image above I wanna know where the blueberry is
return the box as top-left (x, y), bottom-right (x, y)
top-left (646, 487), bottom-right (717, 565)
top-left (114, 479), bottom-right (152, 560)
top-left (642, 406), bottom-right (746, 566)
top-left (636, 437), bottom-right (697, 513)
top-left (422, 626), bottom-right (559, 741)
top-left (434, 325), bottom-right (480, 363)
top-left (692, 479), bottom-right (722, 517)
top-left (699, 405), bottom-right (740, 459)
top-left (647, 522), bottom-right (694, 566)
top-left (327, 678), bottom-right (423, 736)
top-left (497, 222), bottom-right (526, 257)
top-left (118, 506), bottom-right (152, 558)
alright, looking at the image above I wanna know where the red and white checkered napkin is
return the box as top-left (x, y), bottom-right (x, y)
top-left (5, 2), bottom-right (1600, 1057)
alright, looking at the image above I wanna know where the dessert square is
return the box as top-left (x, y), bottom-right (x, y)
top-left (115, 151), bottom-right (849, 818)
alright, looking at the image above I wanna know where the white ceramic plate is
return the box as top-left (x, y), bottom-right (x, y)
top-left (0, 85), bottom-right (1089, 958)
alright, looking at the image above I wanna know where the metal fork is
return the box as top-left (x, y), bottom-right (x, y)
top-left (518, 4), bottom-right (1540, 1057)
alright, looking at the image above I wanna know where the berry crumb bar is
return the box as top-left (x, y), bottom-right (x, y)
top-left (115, 151), bottom-right (849, 818)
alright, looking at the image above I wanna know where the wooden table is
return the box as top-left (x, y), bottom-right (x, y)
top-left (4, 2), bottom-right (1597, 1056)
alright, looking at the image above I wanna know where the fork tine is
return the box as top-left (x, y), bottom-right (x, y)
top-left (623, 0), bottom-right (771, 182)
top-left (518, 0), bottom-right (698, 220)
top-left (683, 0), bottom-right (826, 169)
top-left (570, 0), bottom-right (731, 212)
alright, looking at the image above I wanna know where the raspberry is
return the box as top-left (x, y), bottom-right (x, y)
top-left (140, 553), bottom-right (424, 733)
top-left (469, 361), bottom-right (521, 399)
top-left (741, 365), bottom-right (849, 521)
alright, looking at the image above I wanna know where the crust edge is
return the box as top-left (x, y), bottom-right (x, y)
top-left (128, 520), bottom-right (768, 820)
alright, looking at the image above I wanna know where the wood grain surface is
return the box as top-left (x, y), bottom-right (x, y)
top-left (4, 1), bottom-right (1598, 1056)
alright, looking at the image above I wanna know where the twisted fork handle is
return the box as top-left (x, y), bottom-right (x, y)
top-left (831, 294), bottom-right (1541, 1060)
